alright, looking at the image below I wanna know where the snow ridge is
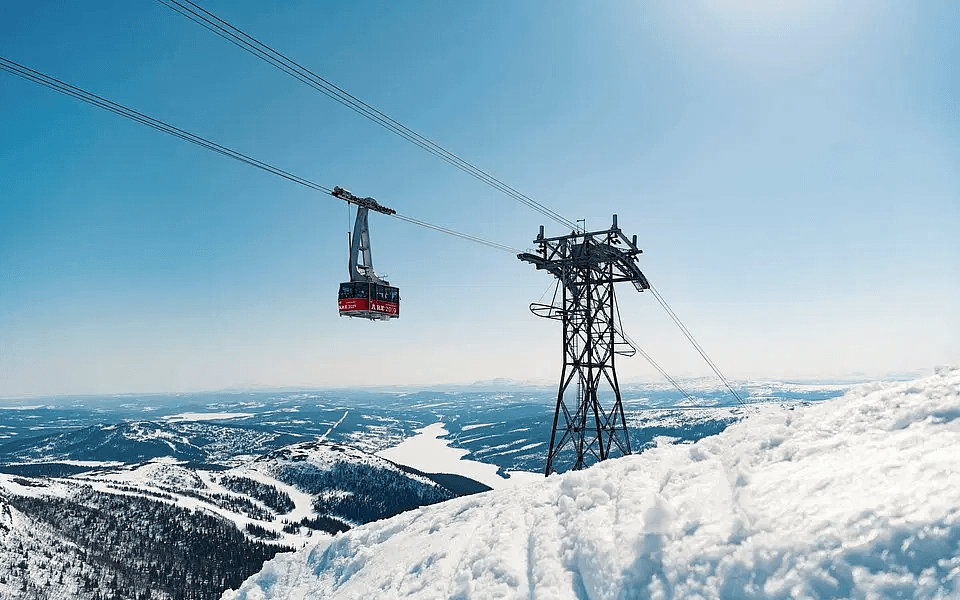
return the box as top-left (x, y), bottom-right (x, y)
top-left (224, 367), bottom-right (960, 599)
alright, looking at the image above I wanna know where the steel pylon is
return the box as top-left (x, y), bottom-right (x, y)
top-left (519, 215), bottom-right (650, 475)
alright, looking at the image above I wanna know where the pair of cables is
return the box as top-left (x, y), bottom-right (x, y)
top-left (0, 56), bottom-right (522, 255)
top-left (0, 56), bottom-right (332, 197)
top-left (155, 0), bottom-right (578, 233)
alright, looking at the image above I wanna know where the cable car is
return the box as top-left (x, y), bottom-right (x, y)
top-left (332, 187), bottom-right (400, 321)
top-left (338, 281), bottom-right (400, 319)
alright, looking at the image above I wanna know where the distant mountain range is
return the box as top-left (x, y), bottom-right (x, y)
top-left (0, 420), bottom-right (302, 467)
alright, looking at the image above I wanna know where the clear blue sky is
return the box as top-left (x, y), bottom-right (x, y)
top-left (1, 1), bottom-right (957, 397)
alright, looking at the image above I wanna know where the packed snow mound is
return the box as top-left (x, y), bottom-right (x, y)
top-left (104, 459), bottom-right (205, 490)
top-left (224, 368), bottom-right (960, 599)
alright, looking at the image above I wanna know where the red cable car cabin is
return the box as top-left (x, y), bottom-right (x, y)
top-left (338, 281), bottom-right (400, 320)
top-left (332, 186), bottom-right (400, 321)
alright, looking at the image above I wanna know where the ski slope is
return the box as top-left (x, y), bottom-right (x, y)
top-left (224, 367), bottom-right (960, 599)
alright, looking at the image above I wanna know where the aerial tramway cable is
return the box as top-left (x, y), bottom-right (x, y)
top-left (0, 55), bottom-right (520, 256)
top-left (155, 0), bottom-right (580, 232)
top-left (0, 57), bottom-right (333, 196)
top-left (620, 330), bottom-right (699, 406)
top-left (647, 285), bottom-right (746, 405)
top-left (392, 214), bottom-right (521, 254)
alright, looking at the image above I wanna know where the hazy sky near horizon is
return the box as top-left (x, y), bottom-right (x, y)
top-left (1, 1), bottom-right (957, 397)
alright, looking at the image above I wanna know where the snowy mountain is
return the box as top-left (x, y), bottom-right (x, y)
top-left (224, 367), bottom-right (960, 599)
top-left (0, 439), bottom-right (476, 599)
top-left (0, 378), bottom-right (886, 599)
top-left (242, 440), bottom-right (458, 531)
top-left (0, 495), bottom-right (111, 600)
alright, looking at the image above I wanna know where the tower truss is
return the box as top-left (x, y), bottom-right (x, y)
top-left (519, 215), bottom-right (650, 475)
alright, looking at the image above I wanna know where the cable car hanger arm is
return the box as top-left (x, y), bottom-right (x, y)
top-left (331, 186), bottom-right (395, 215)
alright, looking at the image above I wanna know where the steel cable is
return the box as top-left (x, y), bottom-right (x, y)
top-left (0, 56), bottom-right (518, 255)
top-left (647, 284), bottom-right (746, 405)
top-left (156, 0), bottom-right (579, 231)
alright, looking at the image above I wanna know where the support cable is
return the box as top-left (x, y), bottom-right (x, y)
top-left (0, 57), bottom-right (332, 195)
top-left (156, 0), bottom-right (579, 231)
top-left (647, 284), bottom-right (746, 405)
top-left (392, 213), bottom-right (521, 254)
top-left (0, 56), bottom-right (519, 255)
top-left (617, 329), bottom-right (698, 405)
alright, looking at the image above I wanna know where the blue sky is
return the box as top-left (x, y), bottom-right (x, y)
top-left (1, 1), bottom-right (957, 397)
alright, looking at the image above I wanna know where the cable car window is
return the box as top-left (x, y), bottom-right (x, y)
top-left (339, 282), bottom-right (372, 299)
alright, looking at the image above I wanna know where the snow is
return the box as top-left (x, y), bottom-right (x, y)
top-left (0, 454), bottom-right (328, 549)
top-left (224, 367), bottom-right (960, 599)
top-left (225, 463), bottom-right (329, 547)
top-left (164, 411), bottom-right (255, 422)
top-left (375, 422), bottom-right (542, 490)
top-left (98, 460), bottom-right (204, 489)
top-left (0, 496), bottom-right (98, 599)
top-left (0, 473), bottom-right (74, 499)
top-left (5, 459), bottom-right (126, 468)
top-left (461, 423), bottom-right (496, 431)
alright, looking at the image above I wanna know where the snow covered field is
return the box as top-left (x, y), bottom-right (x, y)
top-left (164, 412), bottom-right (255, 422)
top-left (224, 367), bottom-right (960, 599)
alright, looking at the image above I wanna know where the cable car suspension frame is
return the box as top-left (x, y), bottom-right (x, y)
top-left (332, 187), bottom-right (400, 321)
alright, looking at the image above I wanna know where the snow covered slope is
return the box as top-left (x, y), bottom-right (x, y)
top-left (224, 367), bottom-right (960, 599)
top-left (0, 494), bottom-right (143, 600)
top-left (0, 437), bottom-right (470, 599)
top-left (252, 441), bottom-right (456, 529)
